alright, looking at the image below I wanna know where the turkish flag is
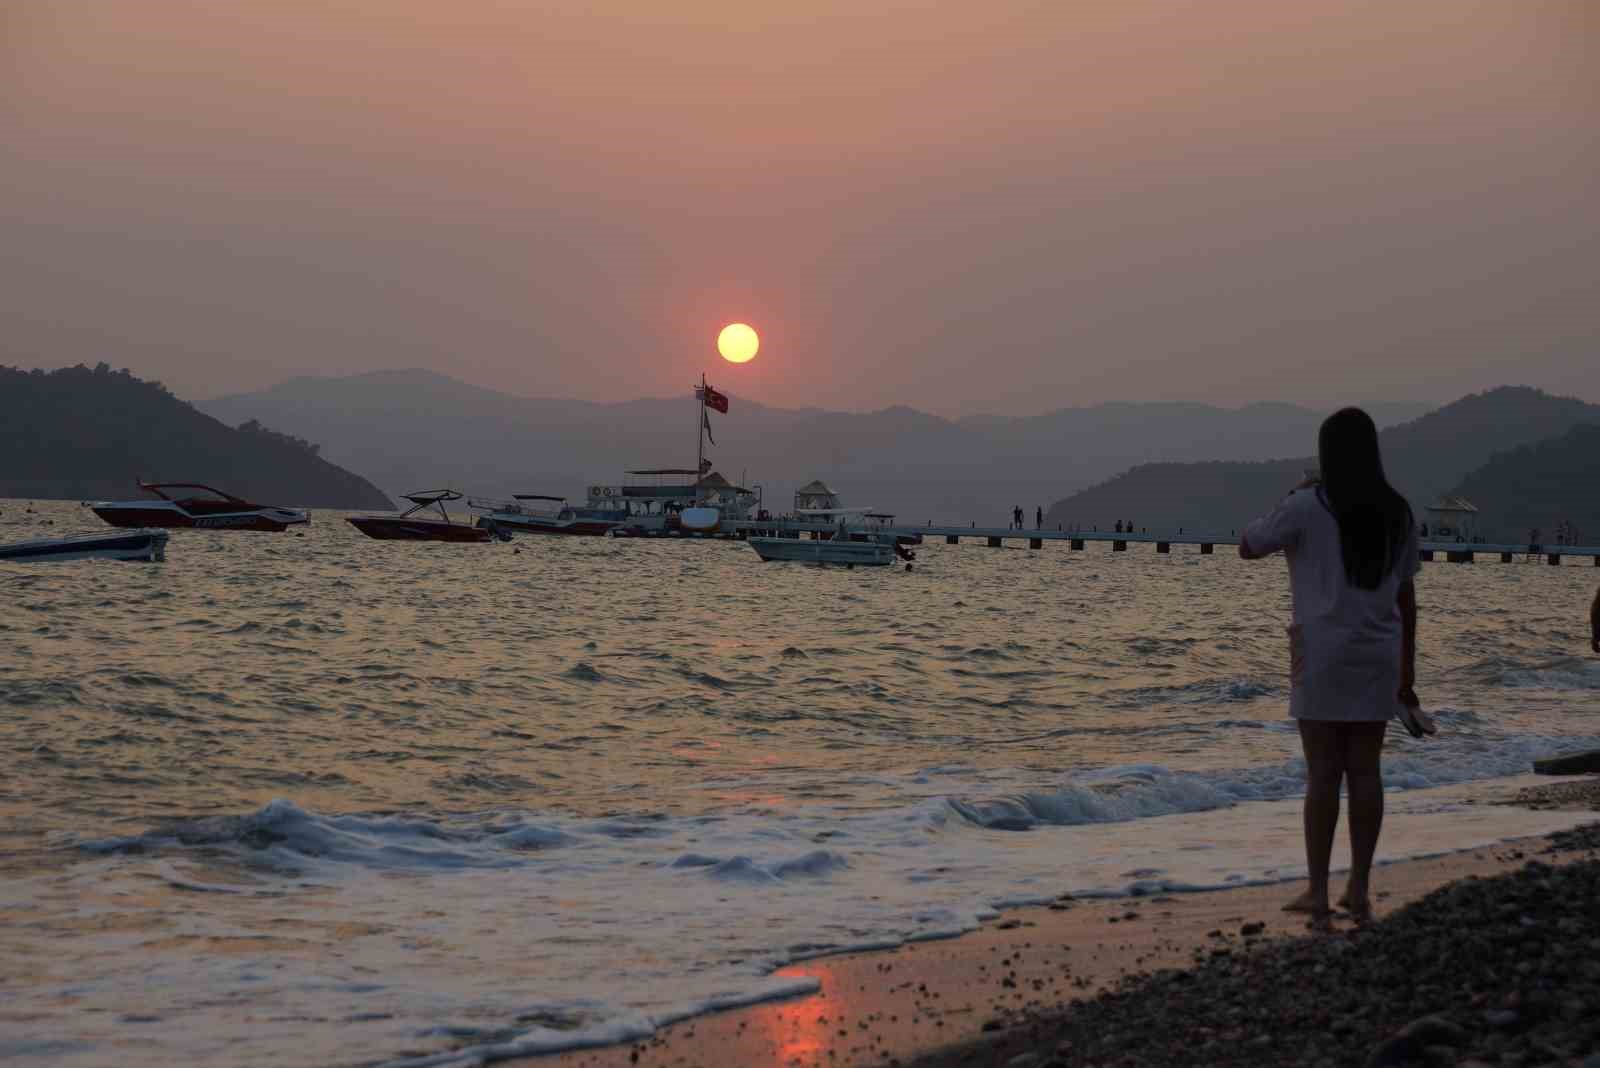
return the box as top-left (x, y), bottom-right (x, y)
top-left (701, 385), bottom-right (729, 414)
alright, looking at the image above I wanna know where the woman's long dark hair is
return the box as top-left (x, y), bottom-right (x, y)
top-left (1318, 407), bottom-right (1413, 590)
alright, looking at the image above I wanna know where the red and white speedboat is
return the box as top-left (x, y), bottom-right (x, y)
top-left (89, 483), bottom-right (309, 532)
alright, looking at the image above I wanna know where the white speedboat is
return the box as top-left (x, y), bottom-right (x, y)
top-left (749, 508), bottom-right (909, 566)
top-left (748, 535), bottom-right (897, 566)
top-left (0, 529), bottom-right (169, 563)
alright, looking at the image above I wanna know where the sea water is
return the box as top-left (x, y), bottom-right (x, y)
top-left (2, 498), bottom-right (1597, 1066)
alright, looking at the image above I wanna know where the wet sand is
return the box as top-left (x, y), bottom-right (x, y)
top-left (551, 781), bottom-right (1600, 1068)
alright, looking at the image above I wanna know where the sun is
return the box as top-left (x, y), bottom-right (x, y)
top-left (717, 323), bottom-right (759, 364)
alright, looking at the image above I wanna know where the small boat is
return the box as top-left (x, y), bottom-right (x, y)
top-left (469, 494), bottom-right (627, 537)
top-left (347, 490), bottom-right (496, 542)
top-left (90, 482), bottom-right (309, 532)
top-left (748, 509), bottom-right (913, 566)
top-left (0, 528), bottom-right (169, 563)
top-left (748, 535), bottom-right (897, 566)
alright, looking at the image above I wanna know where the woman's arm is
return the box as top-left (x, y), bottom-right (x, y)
top-left (1398, 579), bottom-right (1417, 691)
top-left (1239, 480), bottom-right (1317, 560)
top-left (1590, 586), bottom-right (1599, 654)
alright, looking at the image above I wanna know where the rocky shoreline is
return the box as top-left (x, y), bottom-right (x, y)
top-left (908, 830), bottom-right (1600, 1068)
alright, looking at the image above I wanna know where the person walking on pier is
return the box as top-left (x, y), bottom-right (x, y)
top-left (1239, 407), bottom-right (1431, 929)
top-left (1035, 505), bottom-right (1043, 530)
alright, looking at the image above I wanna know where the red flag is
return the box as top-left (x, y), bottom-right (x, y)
top-left (701, 385), bottom-right (729, 414)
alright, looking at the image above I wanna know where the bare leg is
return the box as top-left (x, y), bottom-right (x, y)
top-left (1340, 721), bottom-right (1387, 921)
top-left (1286, 720), bottom-right (1344, 922)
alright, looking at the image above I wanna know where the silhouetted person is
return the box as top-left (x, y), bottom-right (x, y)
top-left (1114, 520), bottom-right (1122, 534)
top-left (1240, 408), bottom-right (1430, 929)
top-left (1419, 522), bottom-right (1428, 538)
top-left (1036, 506), bottom-right (1043, 529)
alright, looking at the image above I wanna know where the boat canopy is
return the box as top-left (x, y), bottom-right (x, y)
top-left (512, 494), bottom-right (566, 502)
top-left (395, 489), bottom-right (466, 521)
top-left (402, 489), bottom-right (463, 507)
top-left (138, 482), bottom-right (251, 504)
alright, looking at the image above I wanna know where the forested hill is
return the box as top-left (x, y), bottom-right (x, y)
top-left (1045, 387), bottom-right (1600, 534)
top-left (1445, 422), bottom-right (1600, 542)
top-left (0, 364), bottom-right (391, 508)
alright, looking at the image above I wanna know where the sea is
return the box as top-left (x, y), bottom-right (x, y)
top-left (2, 497), bottom-right (1598, 1066)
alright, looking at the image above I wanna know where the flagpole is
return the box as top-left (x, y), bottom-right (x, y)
top-left (696, 371), bottom-right (706, 494)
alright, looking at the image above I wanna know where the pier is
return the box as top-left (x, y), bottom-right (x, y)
top-left (725, 520), bottom-right (1600, 565)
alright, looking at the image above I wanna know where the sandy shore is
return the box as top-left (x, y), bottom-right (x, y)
top-left (540, 778), bottom-right (1600, 1068)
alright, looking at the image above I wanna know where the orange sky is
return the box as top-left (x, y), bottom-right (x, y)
top-left (2, 1), bottom-right (1595, 413)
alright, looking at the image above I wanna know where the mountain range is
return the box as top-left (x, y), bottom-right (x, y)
top-left (0, 364), bottom-right (391, 508)
top-left (1044, 387), bottom-right (1600, 539)
top-left (199, 369), bottom-right (1430, 524)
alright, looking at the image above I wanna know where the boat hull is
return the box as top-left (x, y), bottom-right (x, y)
top-left (0, 529), bottom-right (169, 563)
top-left (90, 503), bottom-right (308, 532)
top-left (748, 536), bottom-right (896, 566)
top-left (347, 517), bottom-right (491, 542)
top-left (474, 515), bottom-right (619, 537)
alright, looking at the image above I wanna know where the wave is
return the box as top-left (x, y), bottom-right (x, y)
top-left (76, 727), bottom-right (1600, 876)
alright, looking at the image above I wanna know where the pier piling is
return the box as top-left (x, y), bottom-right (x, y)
top-left (1113, 540), bottom-right (1127, 552)
top-left (986, 536), bottom-right (1001, 548)
top-left (1070, 539), bottom-right (1084, 550)
top-left (1028, 538), bottom-right (1042, 550)
top-left (1200, 543), bottom-right (1214, 555)
top-left (945, 535), bottom-right (959, 545)
top-left (1156, 541), bottom-right (1170, 554)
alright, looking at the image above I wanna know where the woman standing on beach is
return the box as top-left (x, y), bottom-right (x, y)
top-left (1239, 407), bottom-right (1431, 926)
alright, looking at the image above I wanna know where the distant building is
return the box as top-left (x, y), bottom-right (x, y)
top-left (794, 479), bottom-right (841, 512)
top-left (1424, 496), bottom-right (1480, 542)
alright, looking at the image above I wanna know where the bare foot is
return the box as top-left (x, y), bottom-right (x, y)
top-left (1282, 890), bottom-right (1328, 914)
top-left (1338, 893), bottom-right (1373, 924)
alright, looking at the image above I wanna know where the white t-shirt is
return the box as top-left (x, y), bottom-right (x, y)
top-left (1243, 487), bottom-right (1419, 722)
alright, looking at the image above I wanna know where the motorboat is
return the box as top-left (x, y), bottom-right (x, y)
top-left (0, 528), bottom-right (169, 563)
top-left (347, 490), bottom-right (497, 542)
top-left (89, 482), bottom-right (309, 532)
top-left (469, 494), bottom-right (627, 537)
top-left (748, 535), bottom-right (897, 566)
top-left (748, 508), bottom-right (912, 567)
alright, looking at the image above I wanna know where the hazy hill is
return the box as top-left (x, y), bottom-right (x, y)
top-left (1045, 387), bottom-right (1600, 534)
top-left (199, 369), bottom-right (1427, 523)
top-left (1444, 422), bottom-right (1600, 542)
top-left (0, 364), bottom-right (391, 508)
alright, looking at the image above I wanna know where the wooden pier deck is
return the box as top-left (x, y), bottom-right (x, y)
top-left (725, 520), bottom-right (1600, 564)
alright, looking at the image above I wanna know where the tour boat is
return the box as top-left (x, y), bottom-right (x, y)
top-left (477, 377), bottom-right (758, 539)
top-left (347, 490), bottom-right (496, 542)
top-left (89, 483), bottom-right (309, 532)
top-left (0, 528), bottom-right (169, 563)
